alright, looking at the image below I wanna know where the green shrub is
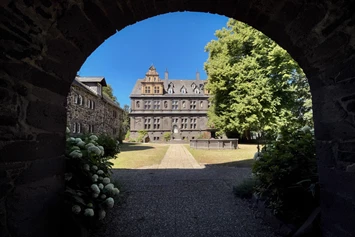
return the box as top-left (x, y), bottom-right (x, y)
top-left (97, 134), bottom-right (120, 158)
top-left (253, 126), bottom-right (319, 224)
top-left (163, 132), bottom-right (171, 142)
top-left (64, 130), bottom-right (121, 226)
top-left (125, 130), bottom-right (130, 141)
top-left (233, 177), bottom-right (259, 199)
top-left (137, 130), bottom-right (148, 143)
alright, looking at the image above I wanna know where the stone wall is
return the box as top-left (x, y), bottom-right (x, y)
top-left (1, 1), bottom-right (355, 236)
top-left (67, 84), bottom-right (124, 138)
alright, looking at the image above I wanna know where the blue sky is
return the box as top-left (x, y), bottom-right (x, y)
top-left (79, 12), bottom-right (228, 107)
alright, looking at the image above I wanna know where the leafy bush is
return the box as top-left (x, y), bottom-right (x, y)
top-left (64, 129), bottom-right (121, 227)
top-left (137, 130), bottom-right (148, 143)
top-left (233, 176), bottom-right (259, 199)
top-left (97, 134), bottom-right (120, 158)
top-left (125, 130), bottom-right (130, 141)
top-left (163, 132), bottom-right (171, 142)
top-left (197, 132), bottom-right (211, 139)
top-left (252, 126), bottom-right (319, 224)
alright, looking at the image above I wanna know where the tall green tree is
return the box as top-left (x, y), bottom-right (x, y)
top-left (103, 84), bottom-right (119, 106)
top-left (204, 19), bottom-right (312, 138)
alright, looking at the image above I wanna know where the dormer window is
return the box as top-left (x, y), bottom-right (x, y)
top-left (194, 88), bottom-right (199, 94)
top-left (181, 87), bottom-right (186, 94)
top-left (154, 86), bottom-right (160, 94)
top-left (145, 86), bottom-right (151, 93)
top-left (191, 83), bottom-right (196, 89)
top-left (168, 88), bottom-right (173, 94)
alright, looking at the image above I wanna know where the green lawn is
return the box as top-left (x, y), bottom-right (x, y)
top-left (112, 143), bottom-right (169, 169)
top-left (185, 144), bottom-right (258, 168)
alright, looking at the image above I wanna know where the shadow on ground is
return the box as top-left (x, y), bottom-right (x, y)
top-left (90, 166), bottom-right (279, 237)
top-left (120, 143), bottom-right (156, 152)
top-left (205, 158), bottom-right (254, 168)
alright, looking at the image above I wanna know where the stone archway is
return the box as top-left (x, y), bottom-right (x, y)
top-left (1, 1), bottom-right (355, 236)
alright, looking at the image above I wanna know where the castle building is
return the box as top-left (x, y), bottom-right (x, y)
top-left (66, 76), bottom-right (124, 139)
top-left (129, 66), bottom-right (212, 142)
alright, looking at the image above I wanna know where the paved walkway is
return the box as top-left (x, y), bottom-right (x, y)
top-left (92, 144), bottom-right (278, 237)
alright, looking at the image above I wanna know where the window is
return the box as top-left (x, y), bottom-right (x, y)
top-left (172, 100), bottom-right (178, 110)
top-left (144, 86), bottom-right (151, 93)
top-left (191, 83), bottom-right (196, 89)
top-left (168, 88), bottom-right (173, 94)
top-left (154, 86), bottom-right (160, 94)
top-left (182, 101), bottom-right (186, 108)
top-left (87, 99), bottom-right (90, 108)
top-left (77, 123), bottom-right (81, 133)
top-left (144, 118), bottom-right (151, 129)
top-left (194, 88), bottom-right (199, 94)
top-left (72, 122), bottom-right (77, 133)
top-left (153, 101), bottom-right (161, 110)
top-left (200, 101), bottom-right (203, 108)
top-left (153, 118), bottom-right (160, 129)
top-left (113, 110), bottom-right (117, 118)
top-left (164, 101), bottom-right (168, 108)
top-left (190, 101), bottom-right (196, 110)
top-left (144, 101), bottom-right (151, 110)
top-left (91, 101), bottom-right (95, 110)
top-left (74, 94), bottom-right (78, 104)
top-left (190, 118), bottom-right (197, 129)
top-left (181, 88), bottom-right (186, 94)
top-left (88, 124), bottom-right (95, 133)
top-left (181, 117), bottom-right (187, 130)
top-left (136, 101), bottom-right (140, 108)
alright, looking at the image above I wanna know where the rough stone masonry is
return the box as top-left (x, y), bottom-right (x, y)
top-left (1, 0), bottom-right (355, 236)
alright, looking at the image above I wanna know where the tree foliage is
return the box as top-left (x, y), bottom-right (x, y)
top-left (103, 84), bottom-right (119, 106)
top-left (204, 19), bottom-right (313, 137)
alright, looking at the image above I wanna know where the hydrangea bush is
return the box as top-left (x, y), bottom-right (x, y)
top-left (64, 128), bottom-right (120, 225)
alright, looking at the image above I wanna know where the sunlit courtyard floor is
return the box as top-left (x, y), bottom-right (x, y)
top-left (91, 145), bottom-right (279, 237)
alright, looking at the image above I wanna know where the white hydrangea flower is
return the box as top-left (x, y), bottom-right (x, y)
top-left (91, 165), bottom-right (98, 171)
top-left (97, 170), bottom-right (104, 175)
top-left (102, 177), bottom-right (110, 185)
top-left (84, 208), bottom-right (94, 217)
top-left (92, 174), bottom-right (99, 182)
top-left (91, 184), bottom-right (100, 194)
top-left (71, 146), bottom-right (80, 151)
top-left (85, 143), bottom-right (95, 148)
top-left (112, 188), bottom-right (120, 196)
top-left (100, 194), bottom-right (106, 199)
top-left (89, 135), bottom-right (98, 141)
top-left (92, 193), bottom-right (99, 198)
top-left (72, 205), bottom-right (81, 214)
top-left (105, 197), bottom-right (114, 208)
top-left (66, 137), bottom-right (76, 142)
top-left (88, 146), bottom-right (101, 156)
top-left (104, 183), bottom-right (114, 192)
top-left (69, 150), bottom-right (82, 158)
top-left (77, 141), bottom-right (86, 148)
top-left (98, 209), bottom-right (106, 220)
top-left (83, 164), bottom-right (90, 171)
top-left (98, 146), bottom-right (104, 156)
top-left (98, 183), bottom-right (104, 190)
top-left (75, 138), bottom-right (83, 143)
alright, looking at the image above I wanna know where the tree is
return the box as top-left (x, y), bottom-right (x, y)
top-left (103, 84), bottom-right (119, 106)
top-left (122, 104), bottom-right (130, 135)
top-left (204, 19), bottom-right (312, 138)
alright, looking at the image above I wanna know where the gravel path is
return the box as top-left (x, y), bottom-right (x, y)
top-left (91, 145), bottom-right (279, 237)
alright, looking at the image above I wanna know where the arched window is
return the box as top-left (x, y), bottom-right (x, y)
top-left (74, 94), bottom-right (78, 104)
top-left (182, 101), bottom-right (186, 108)
top-left (181, 88), bottom-right (186, 94)
top-left (136, 101), bottom-right (140, 108)
top-left (78, 95), bottom-right (83, 105)
top-left (194, 88), bottom-right (199, 94)
top-left (164, 101), bottom-right (168, 108)
top-left (200, 101), bottom-right (203, 108)
top-left (168, 88), bottom-right (173, 94)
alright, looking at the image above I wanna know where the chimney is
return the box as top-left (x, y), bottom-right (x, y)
top-left (196, 70), bottom-right (200, 81)
top-left (165, 68), bottom-right (169, 80)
